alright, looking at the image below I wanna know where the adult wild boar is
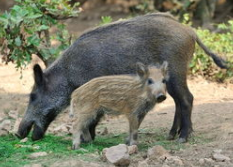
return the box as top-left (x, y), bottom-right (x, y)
top-left (70, 62), bottom-right (168, 149)
top-left (16, 13), bottom-right (227, 143)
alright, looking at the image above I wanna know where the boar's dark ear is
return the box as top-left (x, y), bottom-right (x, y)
top-left (33, 64), bottom-right (44, 87)
top-left (136, 62), bottom-right (149, 80)
top-left (161, 61), bottom-right (168, 74)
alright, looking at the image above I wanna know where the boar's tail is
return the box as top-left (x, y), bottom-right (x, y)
top-left (195, 36), bottom-right (228, 69)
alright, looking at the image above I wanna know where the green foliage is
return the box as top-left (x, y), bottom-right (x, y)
top-left (190, 20), bottom-right (233, 82)
top-left (0, 128), bottom-right (211, 166)
top-left (99, 16), bottom-right (112, 25)
top-left (0, 0), bottom-right (80, 69)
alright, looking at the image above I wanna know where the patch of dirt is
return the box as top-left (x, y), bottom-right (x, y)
top-left (0, 3), bottom-right (233, 166)
top-left (1, 59), bottom-right (233, 166)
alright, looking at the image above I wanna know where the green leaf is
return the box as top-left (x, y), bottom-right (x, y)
top-left (27, 35), bottom-right (40, 46)
top-left (15, 36), bottom-right (21, 46)
top-left (25, 14), bottom-right (43, 19)
top-left (37, 25), bottom-right (49, 31)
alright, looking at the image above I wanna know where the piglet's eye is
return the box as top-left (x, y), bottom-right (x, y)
top-left (147, 78), bottom-right (154, 85)
top-left (162, 79), bottom-right (166, 83)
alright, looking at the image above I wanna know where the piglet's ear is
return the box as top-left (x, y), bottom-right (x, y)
top-left (136, 62), bottom-right (149, 81)
top-left (33, 64), bottom-right (44, 87)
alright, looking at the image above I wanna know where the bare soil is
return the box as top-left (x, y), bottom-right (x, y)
top-left (1, 59), bottom-right (233, 167)
top-left (0, 3), bottom-right (233, 166)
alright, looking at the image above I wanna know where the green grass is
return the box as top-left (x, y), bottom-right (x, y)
top-left (0, 129), bottom-right (211, 167)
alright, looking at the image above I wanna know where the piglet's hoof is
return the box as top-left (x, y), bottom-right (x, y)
top-left (72, 144), bottom-right (80, 150)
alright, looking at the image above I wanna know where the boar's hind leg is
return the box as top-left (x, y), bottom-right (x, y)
top-left (88, 110), bottom-right (104, 140)
top-left (167, 75), bottom-right (193, 143)
top-left (81, 127), bottom-right (92, 143)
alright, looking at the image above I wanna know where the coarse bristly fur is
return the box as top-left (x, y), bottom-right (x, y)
top-left (70, 62), bottom-right (168, 150)
top-left (17, 12), bottom-right (227, 143)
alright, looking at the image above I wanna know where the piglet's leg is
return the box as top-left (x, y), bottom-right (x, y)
top-left (127, 116), bottom-right (140, 146)
top-left (72, 130), bottom-right (82, 150)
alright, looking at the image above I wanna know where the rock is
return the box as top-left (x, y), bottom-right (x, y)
top-left (203, 158), bottom-right (214, 165)
top-left (20, 137), bottom-right (28, 143)
top-left (213, 149), bottom-right (222, 154)
top-left (0, 116), bottom-right (4, 122)
top-left (8, 110), bottom-right (18, 119)
top-left (28, 152), bottom-right (48, 159)
top-left (100, 127), bottom-right (108, 135)
top-left (137, 160), bottom-right (149, 167)
top-left (212, 153), bottom-right (230, 162)
top-left (50, 159), bottom-right (105, 167)
top-left (199, 158), bottom-right (205, 165)
top-left (128, 145), bottom-right (138, 155)
top-left (53, 124), bottom-right (68, 134)
top-left (147, 145), bottom-right (169, 160)
top-left (0, 119), bottom-right (11, 136)
top-left (103, 144), bottom-right (130, 166)
top-left (24, 164), bottom-right (42, 167)
top-left (0, 129), bottom-right (8, 136)
top-left (12, 118), bottom-right (22, 133)
top-left (164, 156), bottom-right (183, 166)
top-left (162, 165), bottom-right (170, 167)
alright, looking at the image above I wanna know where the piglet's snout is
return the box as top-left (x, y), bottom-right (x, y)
top-left (156, 93), bottom-right (166, 103)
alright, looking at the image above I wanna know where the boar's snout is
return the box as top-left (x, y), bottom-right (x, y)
top-left (32, 123), bottom-right (45, 141)
top-left (156, 93), bottom-right (167, 103)
top-left (16, 119), bottom-right (34, 139)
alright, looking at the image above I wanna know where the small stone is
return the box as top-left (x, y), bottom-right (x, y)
top-left (0, 119), bottom-right (11, 132)
top-left (8, 110), bottom-right (18, 119)
top-left (20, 137), bottom-right (28, 143)
top-left (53, 124), bottom-right (68, 134)
top-left (0, 116), bottom-right (4, 122)
top-left (147, 145), bottom-right (169, 160)
top-left (199, 158), bottom-right (205, 165)
top-left (0, 129), bottom-right (8, 136)
top-left (213, 149), bottom-right (222, 154)
top-left (128, 145), bottom-right (138, 155)
top-left (204, 158), bottom-right (214, 164)
top-left (137, 160), bottom-right (149, 167)
top-left (166, 156), bottom-right (183, 166)
top-left (162, 165), bottom-right (170, 167)
top-left (28, 152), bottom-right (48, 159)
top-left (100, 127), bottom-right (108, 135)
top-left (212, 153), bottom-right (230, 162)
top-left (12, 118), bottom-right (22, 133)
top-left (103, 144), bottom-right (130, 166)
top-left (24, 164), bottom-right (42, 167)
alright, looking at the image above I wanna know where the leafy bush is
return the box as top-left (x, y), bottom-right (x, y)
top-left (190, 20), bottom-right (233, 82)
top-left (0, 0), bottom-right (80, 69)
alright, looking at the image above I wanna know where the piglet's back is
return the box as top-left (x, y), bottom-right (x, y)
top-left (71, 75), bottom-right (145, 113)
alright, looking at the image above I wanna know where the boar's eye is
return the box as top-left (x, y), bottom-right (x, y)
top-left (147, 78), bottom-right (154, 85)
top-left (30, 93), bottom-right (37, 102)
top-left (162, 79), bottom-right (166, 84)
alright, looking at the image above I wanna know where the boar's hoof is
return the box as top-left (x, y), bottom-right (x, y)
top-left (15, 132), bottom-right (24, 139)
top-left (167, 134), bottom-right (176, 140)
top-left (177, 137), bottom-right (187, 143)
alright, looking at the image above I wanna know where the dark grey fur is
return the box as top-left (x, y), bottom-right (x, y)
top-left (16, 13), bottom-right (227, 142)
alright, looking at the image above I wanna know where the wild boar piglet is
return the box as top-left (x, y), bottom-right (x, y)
top-left (70, 62), bottom-right (169, 150)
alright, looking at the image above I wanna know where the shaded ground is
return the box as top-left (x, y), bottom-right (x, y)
top-left (0, 3), bottom-right (233, 166)
top-left (0, 59), bottom-right (233, 166)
